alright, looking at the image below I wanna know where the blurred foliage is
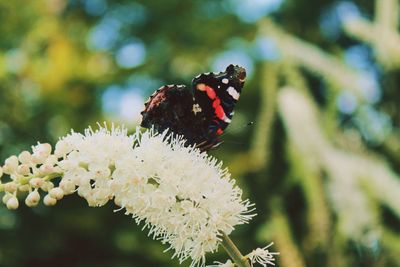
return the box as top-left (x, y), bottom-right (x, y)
top-left (1, 0), bottom-right (400, 266)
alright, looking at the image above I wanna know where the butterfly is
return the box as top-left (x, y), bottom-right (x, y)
top-left (140, 64), bottom-right (246, 151)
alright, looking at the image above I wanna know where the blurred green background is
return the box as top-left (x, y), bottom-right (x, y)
top-left (1, 0), bottom-right (400, 266)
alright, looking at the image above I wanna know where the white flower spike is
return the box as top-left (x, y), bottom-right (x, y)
top-left (0, 124), bottom-right (257, 267)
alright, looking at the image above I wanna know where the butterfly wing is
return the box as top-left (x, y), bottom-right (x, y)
top-left (141, 84), bottom-right (214, 150)
top-left (191, 64), bottom-right (246, 138)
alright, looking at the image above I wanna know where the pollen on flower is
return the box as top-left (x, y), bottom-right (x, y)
top-left (0, 124), bottom-right (255, 267)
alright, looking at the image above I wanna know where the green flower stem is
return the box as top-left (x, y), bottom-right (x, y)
top-left (220, 232), bottom-right (251, 267)
top-left (19, 173), bottom-right (62, 185)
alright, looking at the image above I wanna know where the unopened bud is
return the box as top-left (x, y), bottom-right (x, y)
top-left (6, 196), bottom-right (19, 210)
top-left (29, 178), bottom-right (44, 188)
top-left (31, 154), bottom-right (46, 165)
top-left (39, 164), bottom-right (54, 175)
top-left (33, 143), bottom-right (52, 157)
top-left (25, 190), bottom-right (40, 207)
top-left (18, 151), bottom-right (32, 164)
top-left (19, 184), bottom-right (30, 192)
top-left (4, 182), bottom-right (17, 193)
top-left (5, 156), bottom-right (19, 169)
top-left (40, 181), bottom-right (54, 192)
top-left (17, 164), bottom-right (31, 176)
top-left (43, 195), bottom-right (57, 206)
top-left (2, 193), bottom-right (12, 204)
top-left (59, 180), bottom-right (75, 195)
top-left (49, 187), bottom-right (64, 200)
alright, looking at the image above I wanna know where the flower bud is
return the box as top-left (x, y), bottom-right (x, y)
top-left (3, 156), bottom-right (19, 174)
top-left (0, 166), bottom-right (3, 178)
top-left (59, 180), bottom-right (75, 195)
top-left (6, 196), bottom-right (19, 210)
top-left (17, 164), bottom-right (31, 176)
top-left (25, 190), bottom-right (40, 207)
top-left (2, 193), bottom-right (12, 204)
top-left (29, 178), bottom-right (44, 188)
top-left (4, 182), bottom-right (17, 193)
top-left (39, 164), bottom-right (54, 175)
top-left (2, 164), bottom-right (13, 175)
top-left (49, 187), bottom-right (64, 200)
top-left (5, 156), bottom-right (18, 169)
top-left (31, 154), bottom-right (46, 165)
top-left (43, 194), bottom-right (57, 206)
top-left (18, 151), bottom-right (32, 164)
top-left (19, 184), bottom-right (30, 192)
top-left (33, 143), bottom-right (52, 157)
top-left (41, 181), bottom-right (54, 192)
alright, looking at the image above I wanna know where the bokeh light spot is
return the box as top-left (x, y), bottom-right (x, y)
top-left (102, 86), bottom-right (144, 124)
top-left (87, 17), bottom-right (122, 51)
top-left (83, 0), bottom-right (107, 16)
top-left (115, 41), bottom-right (146, 69)
top-left (224, 0), bottom-right (283, 23)
top-left (213, 50), bottom-right (254, 78)
top-left (337, 91), bottom-right (357, 114)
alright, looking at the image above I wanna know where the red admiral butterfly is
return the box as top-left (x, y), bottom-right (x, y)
top-left (140, 64), bottom-right (246, 151)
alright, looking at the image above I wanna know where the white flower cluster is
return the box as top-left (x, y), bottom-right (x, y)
top-left (0, 142), bottom-right (65, 209)
top-left (0, 125), bottom-right (254, 267)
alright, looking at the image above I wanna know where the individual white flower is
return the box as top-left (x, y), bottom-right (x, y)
top-left (247, 243), bottom-right (279, 267)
